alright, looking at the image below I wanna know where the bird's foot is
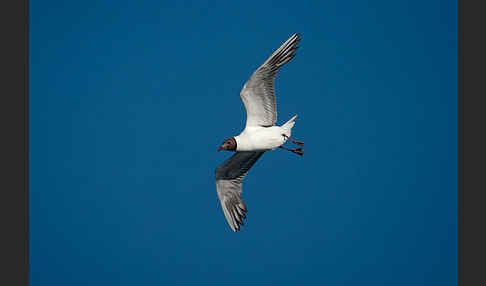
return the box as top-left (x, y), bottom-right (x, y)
top-left (282, 134), bottom-right (305, 146)
top-left (293, 148), bottom-right (304, 156)
top-left (279, 146), bottom-right (304, 156)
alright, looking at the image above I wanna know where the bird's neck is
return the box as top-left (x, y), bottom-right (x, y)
top-left (233, 135), bottom-right (246, 151)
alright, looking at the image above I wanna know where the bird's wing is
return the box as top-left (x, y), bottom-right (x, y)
top-left (215, 151), bottom-right (265, 232)
top-left (240, 33), bottom-right (301, 128)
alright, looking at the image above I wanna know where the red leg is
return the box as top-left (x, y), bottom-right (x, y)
top-left (279, 146), bottom-right (304, 156)
top-left (282, 134), bottom-right (304, 146)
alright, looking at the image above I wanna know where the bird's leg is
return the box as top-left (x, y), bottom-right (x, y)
top-left (279, 145), bottom-right (304, 156)
top-left (282, 134), bottom-right (304, 146)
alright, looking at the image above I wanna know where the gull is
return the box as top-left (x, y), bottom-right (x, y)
top-left (215, 33), bottom-right (304, 232)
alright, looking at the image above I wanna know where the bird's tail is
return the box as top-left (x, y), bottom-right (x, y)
top-left (281, 114), bottom-right (298, 136)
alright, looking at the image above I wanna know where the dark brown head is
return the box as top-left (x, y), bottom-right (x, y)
top-left (217, 137), bottom-right (237, 152)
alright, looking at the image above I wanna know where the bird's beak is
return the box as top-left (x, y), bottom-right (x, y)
top-left (217, 146), bottom-right (223, 152)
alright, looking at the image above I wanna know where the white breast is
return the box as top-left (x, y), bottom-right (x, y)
top-left (234, 126), bottom-right (287, 151)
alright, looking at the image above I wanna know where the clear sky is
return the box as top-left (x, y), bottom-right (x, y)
top-left (30, 1), bottom-right (457, 285)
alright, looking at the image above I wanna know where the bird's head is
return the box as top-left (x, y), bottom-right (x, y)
top-left (217, 137), bottom-right (237, 152)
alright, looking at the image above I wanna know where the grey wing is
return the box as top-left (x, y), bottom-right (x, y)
top-left (215, 151), bottom-right (265, 232)
top-left (240, 33), bottom-right (301, 127)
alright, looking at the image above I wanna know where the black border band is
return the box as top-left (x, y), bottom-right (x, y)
top-left (0, 1), bottom-right (29, 285)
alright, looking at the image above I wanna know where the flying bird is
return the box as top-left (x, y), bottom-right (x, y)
top-left (215, 33), bottom-right (304, 232)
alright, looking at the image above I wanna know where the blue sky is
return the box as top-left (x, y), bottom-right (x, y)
top-left (30, 1), bottom-right (457, 285)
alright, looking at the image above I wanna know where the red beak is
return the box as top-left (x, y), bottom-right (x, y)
top-left (217, 146), bottom-right (223, 152)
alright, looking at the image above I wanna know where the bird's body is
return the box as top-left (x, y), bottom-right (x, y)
top-left (215, 33), bottom-right (304, 232)
top-left (234, 115), bottom-right (297, 151)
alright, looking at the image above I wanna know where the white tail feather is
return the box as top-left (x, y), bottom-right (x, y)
top-left (281, 115), bottom-right (298, 137)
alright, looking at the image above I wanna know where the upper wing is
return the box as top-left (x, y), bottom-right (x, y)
top-left (215, 151), bottom-right (265, 232)
top-left (240, 33), bottom-right (301, 127)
